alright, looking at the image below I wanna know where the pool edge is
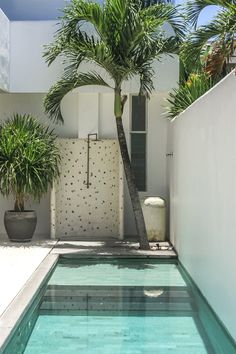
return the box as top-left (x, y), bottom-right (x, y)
top-left (0, 254), bottom-right (59, 353)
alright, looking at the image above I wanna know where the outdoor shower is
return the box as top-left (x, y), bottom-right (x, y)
top-left (85, 133), bottom-right (99, 188)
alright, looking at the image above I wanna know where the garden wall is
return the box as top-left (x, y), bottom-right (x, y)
top-left (169, 70), bottom-right (236, 341)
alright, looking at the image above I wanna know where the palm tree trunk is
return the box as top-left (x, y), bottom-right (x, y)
top-left (115, 116), bottom-right (150, 250)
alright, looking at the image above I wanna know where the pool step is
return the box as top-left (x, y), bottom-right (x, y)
top-left (44, 285), bottom-right (191, 297)
top-left (40, 285), bottom-right (196, 313)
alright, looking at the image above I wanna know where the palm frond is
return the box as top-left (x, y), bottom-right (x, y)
top-left (61, 0), bottom-right (104, 39)
top-left (186, 0), bottom-right (234, 27)
top-left (44, 73), bottom-right (112, 123)
top-left (138, 63), bottom-right (155, 97)
top-left (140, 3), bottom-right (185, 38)
top-left (182, 7), bottom-right (236, 68)
top-left (44, 0), bottom-right (104, 65)
top-left (142, 0), bottom-right (173, 7)
top-left (166, 73), bottom-right (217, 119)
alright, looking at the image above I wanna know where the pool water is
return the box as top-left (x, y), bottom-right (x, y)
top-left (5, 258), bottom-right (236, 354)
top-left (48, 259), bottom-right (186, 287)
top-left (24, 315), bottom-right (208, 354)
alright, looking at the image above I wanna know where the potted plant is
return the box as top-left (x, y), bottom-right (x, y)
top-left (0, 114), bottom-right (60, 242)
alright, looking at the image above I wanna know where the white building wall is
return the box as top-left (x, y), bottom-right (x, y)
top-left (170, 71), bottom-right (236, 341)
top-left (0, 0), bottom-right (66, 21)
top-left (0, 9), bottom-right (10, 91)
top-left (9, 20), bottom-right (178, 93)
top-left (10, 21), bottom-right (63, 93)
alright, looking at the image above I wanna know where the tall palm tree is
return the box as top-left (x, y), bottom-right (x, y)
top-left (43, 0), bottom-right (183, 250)
top-left (183, 0), bottom-right (236, 76)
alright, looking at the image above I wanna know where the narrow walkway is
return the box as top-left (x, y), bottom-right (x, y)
top-left (52, 239), bottom-right (176, 257)
top-left (0, 240), bottom-right (56, 318)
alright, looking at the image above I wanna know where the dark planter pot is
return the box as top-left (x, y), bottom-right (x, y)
top-left (4, 210), bottom-right (37, 242)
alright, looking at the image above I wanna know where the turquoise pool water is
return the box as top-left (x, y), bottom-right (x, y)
top-left (3, 258), bottom-right (236, 354)
top-left (48, 259), bottom-right (186, 287)
top-left (24, 315), bottom-right (208, 354)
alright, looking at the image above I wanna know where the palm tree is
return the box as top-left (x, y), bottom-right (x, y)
top-left (167, 0), bottom-right (236, 119)
top-left (183, 0), bottom-right (236, 76)
top-left (43, 0), bottom-right (183, 250)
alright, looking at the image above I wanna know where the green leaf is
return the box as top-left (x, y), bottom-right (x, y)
top-left (44, 72), bottom-right (113, 123)
top-left (0, 114), bottom-right (61, 207)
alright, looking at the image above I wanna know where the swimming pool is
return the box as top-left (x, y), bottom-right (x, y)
top-left (3, 258), bottom-right (236, 353)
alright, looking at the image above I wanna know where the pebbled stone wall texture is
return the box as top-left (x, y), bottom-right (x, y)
top-left (51, 139), bottom-right (123, 239)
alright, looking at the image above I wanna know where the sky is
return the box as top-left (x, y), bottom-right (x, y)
top-left (175, 0), bottom-right (220, 26)
top-left (0, 0), bottom-right (221, 24)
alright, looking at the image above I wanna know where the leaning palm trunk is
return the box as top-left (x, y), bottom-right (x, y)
top-left (114, 88), bottom-right (149, 249)
top-left (116, 116), bottom-right (150, 250)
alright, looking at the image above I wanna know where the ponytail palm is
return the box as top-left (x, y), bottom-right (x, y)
top-left (44, 0), bottom-right (183, 249)
top-left (0, 114), bottom-right (60, 212)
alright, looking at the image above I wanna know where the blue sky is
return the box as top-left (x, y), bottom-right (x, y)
top-left (0, 0), bottom-right (221, 23)
top-left (175, 0), bottom-right (220, 26)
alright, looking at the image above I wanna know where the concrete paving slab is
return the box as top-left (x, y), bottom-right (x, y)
top-left (0, 254), bottom-right (58, 352)
top-left (0, 240), bottom-right (56, 318)
top-left (51, 240), bottom-right (177, 258)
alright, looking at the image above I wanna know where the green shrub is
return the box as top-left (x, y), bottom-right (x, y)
top-left (0, 114), bottom-right (60, 211)
top-left (166, 73), bottom-right (217, 120)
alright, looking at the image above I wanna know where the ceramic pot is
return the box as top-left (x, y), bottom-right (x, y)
top-left (4, 210), bottom-right (37, 242)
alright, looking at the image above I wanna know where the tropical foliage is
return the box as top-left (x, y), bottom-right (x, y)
top-left (167, 73), bottom-right (216, 119)
top-left (43, 0), bottom-right (183, 249)
top-left (167, 0), bottom-right (236, 119)
top-left (184, 0), bottom-right (236, 72)
top-left (142, 0), bottom-right (173, 7)
top-left (0, 114), bottom-right (60, 211)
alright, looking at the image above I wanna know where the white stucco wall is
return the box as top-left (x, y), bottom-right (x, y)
top-left (0, 9), bottom-right (9, 91)
top-left (9, 20), bottom-right (178, 93)
top-left (10, 21), bottom-right (63, 93)
top-left (169, 71), bottom-right (236, 341)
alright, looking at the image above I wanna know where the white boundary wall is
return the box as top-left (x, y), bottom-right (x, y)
top-left (0, 9), bottom-right (9, 91)
top-left (169, 71), bottom-right (236, 341)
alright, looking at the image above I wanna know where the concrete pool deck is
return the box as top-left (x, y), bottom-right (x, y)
top-left (0, 240), bottom-right (56, 318)
top-left (0, 238), bottom-right (177, 351)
